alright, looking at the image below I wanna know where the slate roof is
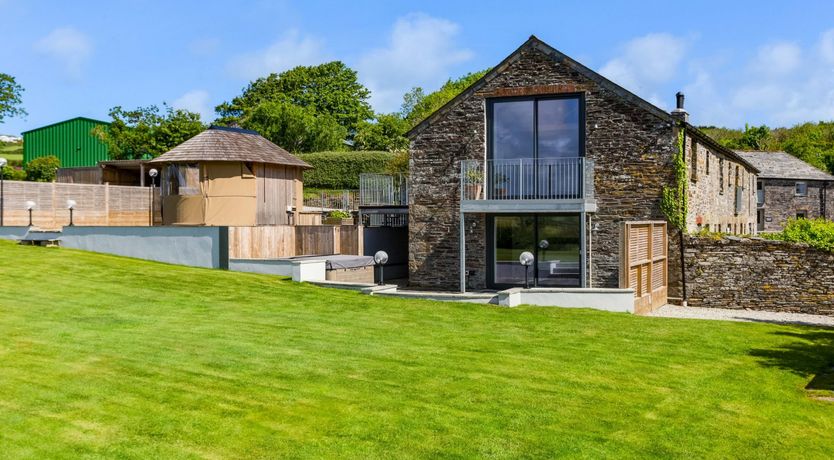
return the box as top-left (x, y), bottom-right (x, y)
top-left (735, 151), bottom-right (834, 181)
top-left (150, 126), bottom-right (311, 168)
top-left (404, 35), bottom-right (759, 173)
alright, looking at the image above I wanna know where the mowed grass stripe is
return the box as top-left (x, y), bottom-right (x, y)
top-left (0, 241), bottom-right (832, 458)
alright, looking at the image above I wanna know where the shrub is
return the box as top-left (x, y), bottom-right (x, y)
top-left (297, 151), bottom-right (393, 189)
top-left (25, 155), bottom-right (60, 182)
top-left (328, 210), bottom-right (352, 219)
top-left (763, 218), bottom-right (834, 252)
top-left (1, 166), bottom-right (26, 181)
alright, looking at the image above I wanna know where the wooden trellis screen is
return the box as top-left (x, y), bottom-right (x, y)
top-left (620, 221), bottom-right (668, 314)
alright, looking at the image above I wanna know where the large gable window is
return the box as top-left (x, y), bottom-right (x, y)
top-left (488, 95), bottom-right (584, 199)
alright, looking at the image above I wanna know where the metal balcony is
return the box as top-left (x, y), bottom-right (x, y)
top-left (460, 157), bottom-right (596, 213)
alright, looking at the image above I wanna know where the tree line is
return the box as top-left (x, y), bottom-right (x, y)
top-left (700, 123), bottom-right (834, 174)
top-left (92, 64), bottom-right (487, 161)
top-left (4, 66), bottom-right (834, 175)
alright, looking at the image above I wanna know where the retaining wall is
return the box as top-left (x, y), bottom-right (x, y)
top-left (59, 226), bottom-right (228, 269)
top-left (684, 235), bottom-right (834, 315)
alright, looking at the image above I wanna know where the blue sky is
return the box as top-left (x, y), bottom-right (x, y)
top-left (2, 0), bottom-right (834, 136)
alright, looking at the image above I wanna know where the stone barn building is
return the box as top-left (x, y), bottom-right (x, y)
top-left (406, 36), bottom-right (757, 309)
top-left (736, 151), bottom-right (833, 232)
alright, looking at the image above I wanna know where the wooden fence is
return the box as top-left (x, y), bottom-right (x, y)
top-left (228, 225), bottom-right (364, 259)
top-left (295, 212), bottom-right (323, 225)
top-left (0, 180), bottom-right (159, 228)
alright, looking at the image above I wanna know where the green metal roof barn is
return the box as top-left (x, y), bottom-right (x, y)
top-left (22, 117), bottom-right (110, 168)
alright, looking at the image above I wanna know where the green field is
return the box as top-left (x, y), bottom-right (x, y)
top-left (1, 142), bottom-right (23, 162)
top-left (0, 240), bottom-right (832, 458)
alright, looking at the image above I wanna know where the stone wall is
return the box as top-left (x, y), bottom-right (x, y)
top-left (686, 137), bottom-right (757, 235)
top-left (683, 235), bottom-right (834, 315)
top-left (760, 179), bottom-right (832, 232)
top-left (408, 39), bottom-right (756, 292)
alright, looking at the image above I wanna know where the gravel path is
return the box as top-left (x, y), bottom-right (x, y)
top-left (649, 305), bottom-right (834, 328)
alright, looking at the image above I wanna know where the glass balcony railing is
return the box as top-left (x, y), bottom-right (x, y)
top-left (460, 157), bottom-right (594, 202)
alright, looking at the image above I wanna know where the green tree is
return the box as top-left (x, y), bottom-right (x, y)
top-left (242, 101), bottom-right (347, 153)
top-left (217, 61), bottom-right (373, 134)
top-left (779, 121), bottom-right (834, 171)
top-left (93, 104), bottom-right (205, 160)
top-left (353, 113), bottom-right (409, 151)
top-left (25, 155), bottom-right (60, 182)
top-left (0, 73), bottom-right (26, 123)
top-left (702, 121), bottom-right (834, 174)
top-left (402, 69), bottom-right (490, 127)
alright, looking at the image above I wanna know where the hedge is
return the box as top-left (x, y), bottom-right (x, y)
top-left (761, 217), bottom-right (834, 252)
top-left (297, 151), bottom-right (393, 189)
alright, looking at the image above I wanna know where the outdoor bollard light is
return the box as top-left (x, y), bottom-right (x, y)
top-left (519, 251), bottom-right (535, 289)
top-left (0, 157), bottom-right (6, 227)
top-left (148, 168), bottom-right (158, 226)
top-left (67, 199), bottom-right (76, 226)
top-left (374, 250), bottom-right (389, 286)
top-left (25, 201), bottom-right (36, 227)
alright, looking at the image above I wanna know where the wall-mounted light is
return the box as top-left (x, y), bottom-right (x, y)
top-left (374, 250), bottom-right (389, 286)
top-left (25, 201), bottom-right (36, 227)
top-left (66, 199), bottom-right (76, 226)
top-left (519, 251), bottom-right (534, 289)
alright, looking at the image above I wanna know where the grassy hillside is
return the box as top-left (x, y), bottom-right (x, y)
top-left (0, 241), bottom-right (832, 458)
top-left (0, 141), bottom-right (23, 162)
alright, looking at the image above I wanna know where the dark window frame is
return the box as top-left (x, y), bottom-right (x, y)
top-left (486, 93), bottom-right (586, 162)
top-left (486, 213), bottom-right (583, 290)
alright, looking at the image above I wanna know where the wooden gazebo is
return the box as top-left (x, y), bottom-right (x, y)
top-left (150, 125), bottom-right (311, 226)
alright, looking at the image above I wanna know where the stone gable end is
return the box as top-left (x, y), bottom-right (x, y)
top-left (409, 44), bottom-right (681, 291)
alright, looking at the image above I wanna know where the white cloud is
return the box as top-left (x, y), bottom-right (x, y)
top-left (599, 33), bottom-right (687, 94)
top-left (751, 42), bottom-right (801, 76)
top-left (358, 13), bottom-right (473, 113)
top-left (718, 32), bottom-right (834, 126)
top-left (34, 27), bottom-right (92, 79)
top-left (172, 89), bottom-right (213, 122)
top-left (227, 30), bottom-right (325, 80)
top-left (819, 29), bottom-right (834, 64)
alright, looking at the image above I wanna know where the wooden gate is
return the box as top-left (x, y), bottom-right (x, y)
top-left (620, 221), bottom-right (668, 314)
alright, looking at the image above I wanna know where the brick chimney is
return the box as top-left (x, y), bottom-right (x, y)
top-left (671, 91), bottom-right (688, 123)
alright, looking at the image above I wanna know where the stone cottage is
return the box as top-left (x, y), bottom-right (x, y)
top-left (736, 151), bottom-right (833, 231)
top-left (406, 36), bottom-right (757, 306)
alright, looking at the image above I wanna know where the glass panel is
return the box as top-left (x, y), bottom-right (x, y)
top-left (494, 215), bottom-right (535, 285)
top-left (536, 215), bottom-right (581, 287)
top-left (491, 100), bottom-right (534, 199)
top-left (537, 98), bottom-right (580, 159)
top-left (537, 98), bottom-right (580, 199)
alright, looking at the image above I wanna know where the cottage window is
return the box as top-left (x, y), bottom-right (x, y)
top-left (163, 164), bottom-right (200, 196)
top-left (795, 182), bottom-right (808, 196)
top-left (690, 141), bottom-right (698, 182)
top-left (719, 158), bottom-right (724, 194)
top-left (706, 153), bottom-right (710, 175)
top-left (796, 211), bottom-right (807, 219)
top-left (756, 181), bottom-right (764, 205)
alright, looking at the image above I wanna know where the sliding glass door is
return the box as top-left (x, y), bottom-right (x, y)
top-left (491, 214), bottom-right (582, 288)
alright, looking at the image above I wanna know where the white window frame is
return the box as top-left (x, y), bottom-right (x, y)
top-left (795, 181), bottom-right (808, 197)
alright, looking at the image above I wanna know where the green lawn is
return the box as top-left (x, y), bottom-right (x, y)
top-left (0, 240), bottom-right (833, 458)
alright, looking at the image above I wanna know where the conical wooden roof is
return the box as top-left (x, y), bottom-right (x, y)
top-left (150, 125), bottom-right (311, 168)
